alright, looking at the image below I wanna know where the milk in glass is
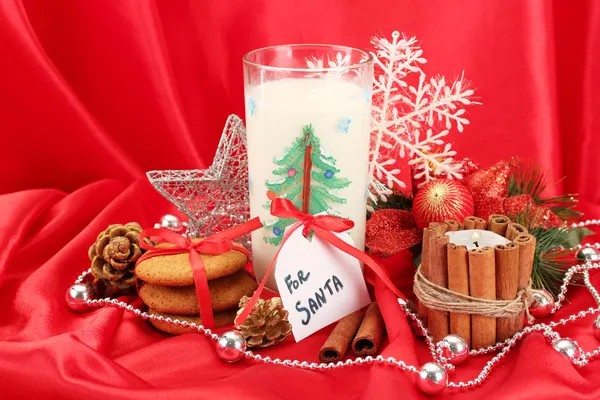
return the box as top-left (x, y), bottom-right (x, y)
top-left (245, 76), bottom-right (371, 290)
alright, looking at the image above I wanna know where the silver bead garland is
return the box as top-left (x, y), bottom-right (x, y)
top-left (70, 219), bottom-right (600, 393)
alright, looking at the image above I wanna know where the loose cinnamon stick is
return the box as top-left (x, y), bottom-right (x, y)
top-left (468, 246), bottom-right (497, 349)
top-left (464, 216), bottom-right (487, 230)
top-left (513, 234), bottom-right (537, 331)
top-left (488, 215), bottom-right (510, 236)
top-left (428, 234), bottom-right (450, 342)
top-left (506, 223), bottom-right (528, 241)
top-left (352, 302), bottom-right (385, 356)
top-left (447, 243), bottom-right (471, 346)
top-left (319, 309), bottom-right (365, 362)
top-left (418, 227), bottom-right (437, 322)
top-left (494, 243), bottom-right (520, 342)
top-left (444, 220), bottom-right (464, 231)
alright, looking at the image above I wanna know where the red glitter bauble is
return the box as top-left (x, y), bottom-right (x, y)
top-left (365, 209), bottom-right (421, 256)
top-left (503, 194), bottom-right (535, 216)
top-left (460, 157), bottom-right (480, 175)
top-left (504, 195), bottom-right (563, 228)
top-left (413, 179), bottom-right (475, 230)
top-left (544, 210), bottom-right (563, 227)
top-left (475, 196), bottom-right (506, 221)
top-left (463, 161), bottom-right (513, 204)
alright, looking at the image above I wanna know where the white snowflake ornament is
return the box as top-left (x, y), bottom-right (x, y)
top-left (368, 31), bottom-right (479, 203)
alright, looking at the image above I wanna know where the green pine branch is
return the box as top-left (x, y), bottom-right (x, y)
top-left (508, 159), bottom-right (581, 220)
top-left (512, 211), bottom-right (594, 298)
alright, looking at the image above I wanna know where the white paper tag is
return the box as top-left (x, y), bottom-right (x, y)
top-left (274, 225), bottom-right (371, 342)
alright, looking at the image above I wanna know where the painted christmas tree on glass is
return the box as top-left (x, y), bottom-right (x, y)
top-left (263, 124), bottom-right (351, 245)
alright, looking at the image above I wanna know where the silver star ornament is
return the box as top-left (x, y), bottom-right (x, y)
top-left (147, 114), bottom-right (251, 248)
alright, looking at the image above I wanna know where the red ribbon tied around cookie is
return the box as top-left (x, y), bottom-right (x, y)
top-left (136, 217), bottom-right (262, 329)
top-left (235, 198), bottom-right (406, 326)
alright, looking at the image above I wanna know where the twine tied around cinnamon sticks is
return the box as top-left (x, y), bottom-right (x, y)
top-left (416, 215), bottom-right (538, 349)
top-left (414, 266), bottom-right (538, 323)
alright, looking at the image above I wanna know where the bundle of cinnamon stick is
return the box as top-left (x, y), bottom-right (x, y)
top-left (418, 215), bottom-right (536, 349)
top-left (318, 302), bottom-right (385, 362)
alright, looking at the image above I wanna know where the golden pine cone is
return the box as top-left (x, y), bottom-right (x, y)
top-left (236, 295), bottom-right (292, 348)
top-left (89, 222), bottom-right (144, 293)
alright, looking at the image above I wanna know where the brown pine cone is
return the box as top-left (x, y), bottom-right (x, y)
top-left (89, 222), bottom-right (145, 294)
top-left (236, 295), bottom-right (292, 348)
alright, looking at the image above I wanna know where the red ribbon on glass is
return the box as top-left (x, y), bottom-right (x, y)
top-left (135, 217), bottom-right (262, 329)
top-left (235, 198), bottom-right (406, 326)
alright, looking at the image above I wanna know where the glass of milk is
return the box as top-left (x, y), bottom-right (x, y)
top-left (243, 45), bottom-right (373, 291)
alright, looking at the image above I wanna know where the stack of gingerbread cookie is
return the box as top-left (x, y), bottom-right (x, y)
top-left (135, 241), bottom-right (258, 334)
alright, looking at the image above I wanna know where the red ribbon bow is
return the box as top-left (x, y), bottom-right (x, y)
top-left (136, 217), bottom-right (263, 328)
top-left (235, 198), bottom-right (406, 326)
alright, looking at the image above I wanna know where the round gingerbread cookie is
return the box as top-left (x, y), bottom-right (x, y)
top-left (139, 269), bottom-right (258, 315)
top-left (135, 240), bottom-right (248, 286)
top-left (147, 308), bottom-right (236, 335)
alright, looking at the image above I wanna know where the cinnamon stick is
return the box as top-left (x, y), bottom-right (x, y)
top-left (352, 302), bottom-right (385, 356)
top-left (513, 234), bottom-right (537, 331)
top-left (428, 234), bottom-right (450, 342)
top-left (494, 243), bottom-right (520, 342)
top-left (444, 220), bottom-right (464, 231)
top-left (464, 216), bottom-right (487, 230)
top-left (468, 246), bottom-right (496, 349)
top-left (447, 243), bottom-right (470, 346)
top-left (506, 223), bottom-right (528, 241)
top-left (418, 227), bottom-right (437, 322)
top-left (429, 222), bottom-right (449, 236)
top-left (319, 309), bottom-right (365, 362)
top-left (488, 215), bottom-right (510, 236)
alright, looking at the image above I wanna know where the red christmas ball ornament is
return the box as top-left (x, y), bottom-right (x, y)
top-left (413, 179), bottom-right (475, 230)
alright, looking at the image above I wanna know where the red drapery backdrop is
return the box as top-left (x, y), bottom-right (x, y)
top-left (1, 0), bottom-right (600, 398)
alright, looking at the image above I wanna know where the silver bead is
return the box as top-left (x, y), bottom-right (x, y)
top-left (552, 339), bottom-right (581, 361)
top-left (441, 334), bottom-right (469, 365)
top-left (417, 362), bottom-right (447, 396)
top-left (65, 284), bottom-right (95, 312)
top-left (529, 290), bottom-right (555, 319)
top-left (577, 247), bottom-right (600, 262)
top-left (159, 214), bottom-right (184, 232)
top-left (593, 315), bottom-right (600, 340)
top-left (215, 330), bottom-right (246, 363)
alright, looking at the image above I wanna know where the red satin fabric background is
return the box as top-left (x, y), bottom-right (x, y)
top-left (1, 0), bottom-right (600, 399)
